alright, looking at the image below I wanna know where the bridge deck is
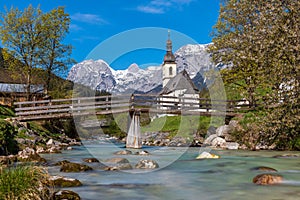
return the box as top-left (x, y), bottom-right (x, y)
top-left (13, 94), bottom-right (250, 121)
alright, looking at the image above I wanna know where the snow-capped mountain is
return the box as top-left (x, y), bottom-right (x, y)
top-left (175, 44), bottom-right (215, 79)
top-left (67, 44), bottom-right (217, 94)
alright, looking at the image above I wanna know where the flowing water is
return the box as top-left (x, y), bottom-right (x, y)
top-left (42, 141), bottom-right (300, 200)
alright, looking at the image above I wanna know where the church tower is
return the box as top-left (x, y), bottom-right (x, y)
top-left (162, 30), bottom-right (177, 88)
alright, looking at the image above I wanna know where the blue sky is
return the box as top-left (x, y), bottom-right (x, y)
top-left (0, 0), bottom-right (221, 70)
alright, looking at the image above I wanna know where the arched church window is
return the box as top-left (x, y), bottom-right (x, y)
top-left (169, 67), bottom-right (173, 76)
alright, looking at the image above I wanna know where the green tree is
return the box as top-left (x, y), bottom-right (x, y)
top-left (39, 7), bottom-right (75, 94)
top-left (0, 5), bottom-right (43, 100)
top-left (210, 0), bottom-right (300, 149)
top-left (0, 5), bottom-right (74, 99)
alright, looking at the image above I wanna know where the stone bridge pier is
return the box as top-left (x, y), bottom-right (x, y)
top-left (126, 110), bottom-right (142, 149)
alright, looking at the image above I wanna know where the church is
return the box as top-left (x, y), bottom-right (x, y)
top-left (159, 31), bottom-right (199, 109)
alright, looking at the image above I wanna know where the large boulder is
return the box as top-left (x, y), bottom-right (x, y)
top-left (135, 159), bottom-right (159, 169)
top-left (52, 190), bottom-right (81, 200)
top-left (60, 162), bottom-right (93, 172)
top-left (253, 174), bottom-right (283, 185)
top-left (50, 176), bottom-right (82, 187)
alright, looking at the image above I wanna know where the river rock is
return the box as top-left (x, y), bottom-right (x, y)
top-left (207, 126), bottom-right (217, 137)
top-left (226, 142), bottom-right (240, 150)
top-left (168, 136), bottom-right (191, 147)
top-left (0, 155), bottom-right (16, 165)
top-left (17, 147), bottom-right (46, 163)
top-left (204, 134), bottom-right (217, 145)
top-left (50, 176), bottom-right (82, 187)
top-left (36, 146), bottom-right (46, 154)
top-left (211, 137), bottom-right (226, 147)
top-left (105, 157), bottom-right (130, 164)
top-left (60, 162), bottom-right (93, 172)
top-left (52, 190), bottom-right (81, 200)
top-left (251, 166), bottom-right (278, 172)
top-left (45, 146), bottom-right (62, 154)
top-left (135, 159), bottom-right (159, 169)
top-left (196, 151), bottom-right (220, 159)
top-left (114, 150), bottom-right (132, 155)
top-left (135, 150), bottom-right (150, 155)
top-left (104, 163), bottom-right (133, 171)
top-left (253, 174), bottom-right (283, 185)
top-left (46, 139), bottom-right (55, 146)
top-left (216, 125), bottom-right (231, 137)
top-left (55, 160), bottom-right (70, 166)
top-left (83, 158), bottom-right (100, 163)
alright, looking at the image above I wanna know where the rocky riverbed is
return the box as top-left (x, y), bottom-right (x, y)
top-left (1, 117), bottom-right (296, 200)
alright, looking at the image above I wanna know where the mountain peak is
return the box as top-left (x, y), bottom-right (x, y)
top-left (128, 63), bottom-right (140, 73)
top-left (67, 43), bottom-right (217, 94)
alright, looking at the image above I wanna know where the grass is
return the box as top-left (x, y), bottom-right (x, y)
top-left (142, 115), bottom-right (224, 138)
top-left (0, 165), bottom-right (52, 200)
top-left (0, 105), bottom-right (15, 119)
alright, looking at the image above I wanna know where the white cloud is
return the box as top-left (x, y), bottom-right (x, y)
top-left (137, 6), bottom-right (165, 14)
top-left (137, 0), bottom-right (193, 14)
top-left (150, 0), bottom-right (172, 7)
top-left (69, 24), bottom-right (83, 31)
top-left (171, 0), bottom-right (194, 5)
top-left (73, 36), bottom-right (100, 43)
top-left (71, 13), bottom-right (107, 25)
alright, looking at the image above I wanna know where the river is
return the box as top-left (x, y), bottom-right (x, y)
top-left (42, 141), bottom-right (300, 200)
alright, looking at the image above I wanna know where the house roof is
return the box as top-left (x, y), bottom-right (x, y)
top-left (0, 83), bottom-right (44, 93)
top-left (160, 69), bottom-right (199, 95)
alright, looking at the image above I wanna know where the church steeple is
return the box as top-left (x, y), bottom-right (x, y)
top-left (163, 30), bottom-right (176, 64)
top-left (162, 30), bottom-right (177, 88)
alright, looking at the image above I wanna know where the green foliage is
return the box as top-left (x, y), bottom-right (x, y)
top-left (0, 5), bottom-right (74, 100)
top-left (210, 0), bottom-right (300, 150)
top-left (259, 104), bottom-right (300, 150)
top-left (0, 165), bottom-right (51, 200)
top-left (0, 119), bottom-right (18, 155)
top-left (0, 105), bottom-right (15, 119)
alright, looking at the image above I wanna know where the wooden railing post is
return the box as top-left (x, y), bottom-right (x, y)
top-left (106, 96), bottom-right (109, 110)
top-left (130, 94), bottom-right (135, 109)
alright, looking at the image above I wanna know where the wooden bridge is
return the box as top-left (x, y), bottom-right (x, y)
top-left (14, 94), bottom-right (250, 121)
top-left (14, 94), bottom-right (250, 149)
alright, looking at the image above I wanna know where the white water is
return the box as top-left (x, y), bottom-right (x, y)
top-left (42, 142), bottom-right (300, 200)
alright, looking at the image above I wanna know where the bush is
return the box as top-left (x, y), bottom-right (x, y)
top-left (0, 165), bottom-right (52, 200)
top-left (0, 120), bottom-right (18, 155)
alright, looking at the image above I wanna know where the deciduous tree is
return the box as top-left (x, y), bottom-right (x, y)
top-left (210, 0), bottom-right (300, 149)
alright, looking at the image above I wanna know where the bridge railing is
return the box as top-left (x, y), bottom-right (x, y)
top-left (13, 94), bottom-right (252, 120)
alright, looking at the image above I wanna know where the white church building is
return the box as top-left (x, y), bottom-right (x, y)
top-left (159, 31), bottom-right (199, 110)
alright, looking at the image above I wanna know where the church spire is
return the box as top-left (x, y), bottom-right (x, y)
top-left (163, 30), bottom-right (176, 64)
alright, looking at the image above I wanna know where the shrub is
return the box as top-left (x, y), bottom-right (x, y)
top-left (0, 120), bottom-right (18, 155)
top-left (0, 165), bottom-right (52, 200)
